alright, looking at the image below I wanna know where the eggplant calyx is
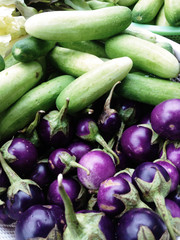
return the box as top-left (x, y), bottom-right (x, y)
top-left (1, 140), bottom-right (16, 163)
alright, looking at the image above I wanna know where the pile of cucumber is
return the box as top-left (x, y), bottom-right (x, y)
top-left (0, 5), bottom-right (179, 144)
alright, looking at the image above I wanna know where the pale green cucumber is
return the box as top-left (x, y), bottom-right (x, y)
top-left (56, 57), bottom-right (133, 114)
top-left (115, 72), bottom-right (180, 106)
top-left (164, 0), bottom-right (180, 26)
top-left (0, 61), bottom-right (43, 113)
top-left (0, 75), bottom-right (74, 143)
top-left (132, 0), bottom-right (164, 23)
top-left (123, 24), bottom-right (156, 42)
top-left (155, 6), bottom-right (170, 26)
top-left (58, 40), bottom-right (107, 58)
top-left (87, 0), bottom-right (114, 9)
top-left (48, 46), bottom-right (104, 77)
top-left (118, 0), bottom-right (138, 7)
top-left (4, 52), bottom-right (19, 69)
top-left (105, 34), bottom-right (180, 78)
top-left (25, 6), bottom-right (132, 41)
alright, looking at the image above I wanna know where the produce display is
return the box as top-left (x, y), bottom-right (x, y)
top-left (0, 1), bottom-right (180, 240)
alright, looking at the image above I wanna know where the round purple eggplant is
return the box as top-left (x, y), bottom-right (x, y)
top-left (154, 159), bottom-right (180, 192)
top-left (1, 137), bottom-right (38, 176)
top-left (77, 149), bottom-right (116, 190)
top-left (98, 82), bottom-right (121, 137)
top-left (0, 152), bottom-right (45, 221)
top-left (57, 174), bottom-right (115, 240)
top-left (97, 175), bottom-right (149, 217)
top-left (47, 177), bottom-right (86, 211)
top-left (48, 148), bottom-right (90, 176)
top-left (76, 117), bottom-right (119, 164)
top-left (67, 141), bottom-right (92, 162)
top-left (37, 99), bottom-right (73, 148)
top-left (120, 125), bottom-right (159, 164)
top-left (15, 204), bottom-right (66, 240)
top-left (165, 198), bottom-right (180, 218)
top-left (132, 161), bottom-right (176, 240)
top-left (150, 99), bottom-right (180, 141)
top-left (115, 168), bottom-right (135, 184)
top-left (116, 208), bottom-right (168, 240)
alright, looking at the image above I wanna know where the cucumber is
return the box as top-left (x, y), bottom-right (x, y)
top-left (155, 42), bottom-right (174, 54)
top-left (4, 52), bottom-right (19, 69)
top-left (115, 72), bottom-right (180, 106)
top-left (48, 46), bottom-right (104, 77)
top-left (132, 0), bottom-right (164, 23)
top-left (0, 61), bottom-right (43, 113)
top-left (0, 75), bottom-right (74, 143)
top-left (155, 6), bottom-right (170, 26)
top-left (58, 40), bottom-right (108, 58)
top-left (12, 36), bottom-right (56, 63)
top-left (56, 57), bottom-right (133, 114)
top-left (87, 0), bottom-right (114, 9)
top-left (164, 0), bottom-right (180, 26)
top-left (0, 55), bottom-right (5, 72)
top-left (105, 34), bottom-right (180, 78)
top-left (25, 6), bottom-right (132, 41)
top-left (117, 0), bottom-right (138, 7)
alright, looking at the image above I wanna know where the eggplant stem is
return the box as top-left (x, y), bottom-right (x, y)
top-left (70, 161), bottom-right (90, 175)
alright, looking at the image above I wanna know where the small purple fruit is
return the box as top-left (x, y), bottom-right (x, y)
top-left (68, 141), bottom-right (92, 162)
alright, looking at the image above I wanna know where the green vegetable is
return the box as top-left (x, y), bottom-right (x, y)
top-left (0, 61), bottom-right (43, 114)
top-left (12, 36), bottom-right (56, 63)
top-left (155, 5), bottom-right (170, 26)
top-left (87, 0), bottom-right (115, 9)
top-left (25, 6), bottom-right (132, 41)
top-left (117, 0), bottom-right (138, 7)
top-left (155, 42), bottom-right (174, 54)
top-left (0, 75), bottom-right (74, 143)
top-left (0, 55), bottom-right (5, 72)
top-left (164, 0), bottom-right (180, 26)
top-left (56, 57), bottom-right (133, 114)
top-left (4, 52), bottom-right (19, 69)
top-left (132, 0), bottom-right (164, 23)
top-left (115, 72), bottom-right (180, 106)
top-left (48, 46), bottom-right (104, 77)
top-left (105, 34), bottom-right (180, 78)
top-left (58, 40), bottom-right (107, 58)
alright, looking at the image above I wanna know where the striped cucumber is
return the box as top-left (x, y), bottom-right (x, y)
top-left (48, 46), bottom-right (104, 77)
top-left (105, 34), bottom-right (180, 78)
top-left (56, 57), bottom-right (133, 114)
top-left (25, 6), bottom-right (132, 41)
top-left (0, 61), bottom-right (43, 113)
top-left (0, 75), bottom-right (74, 143)
top-left (132, 0), bottom-right (164, 23)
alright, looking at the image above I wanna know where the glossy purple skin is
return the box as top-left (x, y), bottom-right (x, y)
top-left (77, 150), bottom-right (116, 190)
top-left (6, 185), bottom-right (45, 221)
top-left (38, 118), bottom-right (72, 148)
top-left (8, 138), bottom-right (38, 175)
top-left (48, 148), bottom-right (73, 176)
top-left (15, 204), bottom-right (65, 240)
top-left (97, 176), bottom-right (130, 216)
top-left (115, 172), bottom-right (133, 184)
top-left (116, 208), bottom-right (167, 240)
top-left (0, 204), bottom-right (15, 225)
top-left (98, 112), bottom-right (121, 135)
top-left (30, 162), bottom-right (53, 188)
top-left (165, 199), bottom-right (180, 218)
top-left (68, 141), bottom-right (92, 162)
top-left (155, 160), bottom-right (179, 192)
top-left (150, 99), bottom-right (180, 141)
top-left (120, 125), bottom-right (159, 163)
top-left (47, 178), bottom-right (81, 209)
top-left (76, 117), bottom-right (94, 137)
top-left (0, 165), bottom-right (9, 189)
top-left (162, 143), bottom-right (180, 172)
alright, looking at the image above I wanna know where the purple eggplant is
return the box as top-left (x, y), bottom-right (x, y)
top-left (76, 117), bottom-right (119, 164)
top-left (154, 159), bottom-right (180, 192)
top-left (57, 174), bottom-right (115, 240)
top-left (1, 137), bottom-right (38, 176)
top-left (48, 148), bottom-right (90, 176)
top-left (98, 82), bottom-right (121, 137)
top-left (77, 149), bottom-right (116, 190)
top-left (0, 152), bottom-right (44, 221)
top-left (37, 98), bottom-right (73, 148)
top-left (0, 199), bottom-right (15, 225)
top-left (120, 124), bottom-right (159, 164)
top-left (47, 176), bottom-right (87, 211)
top-left (150, 99), bottom-right (180, 141)
top-left (116, 208), bottom-right (169, 240)
top-left (132, 161), bottom-right (176, 240)
top-left (97, 175), bottom-right (149, 217)
top-left (15, 204), bottom-right (66, 240)
top-left (29, 159), bottom-right (54, 188)
top-left (67, 140), bottom-right (92, 162)
top-left (114, 168), bottom-right (134, 184)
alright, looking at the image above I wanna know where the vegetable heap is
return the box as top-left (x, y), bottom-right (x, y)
top-left (0, 2), bottom-right (180, 240)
